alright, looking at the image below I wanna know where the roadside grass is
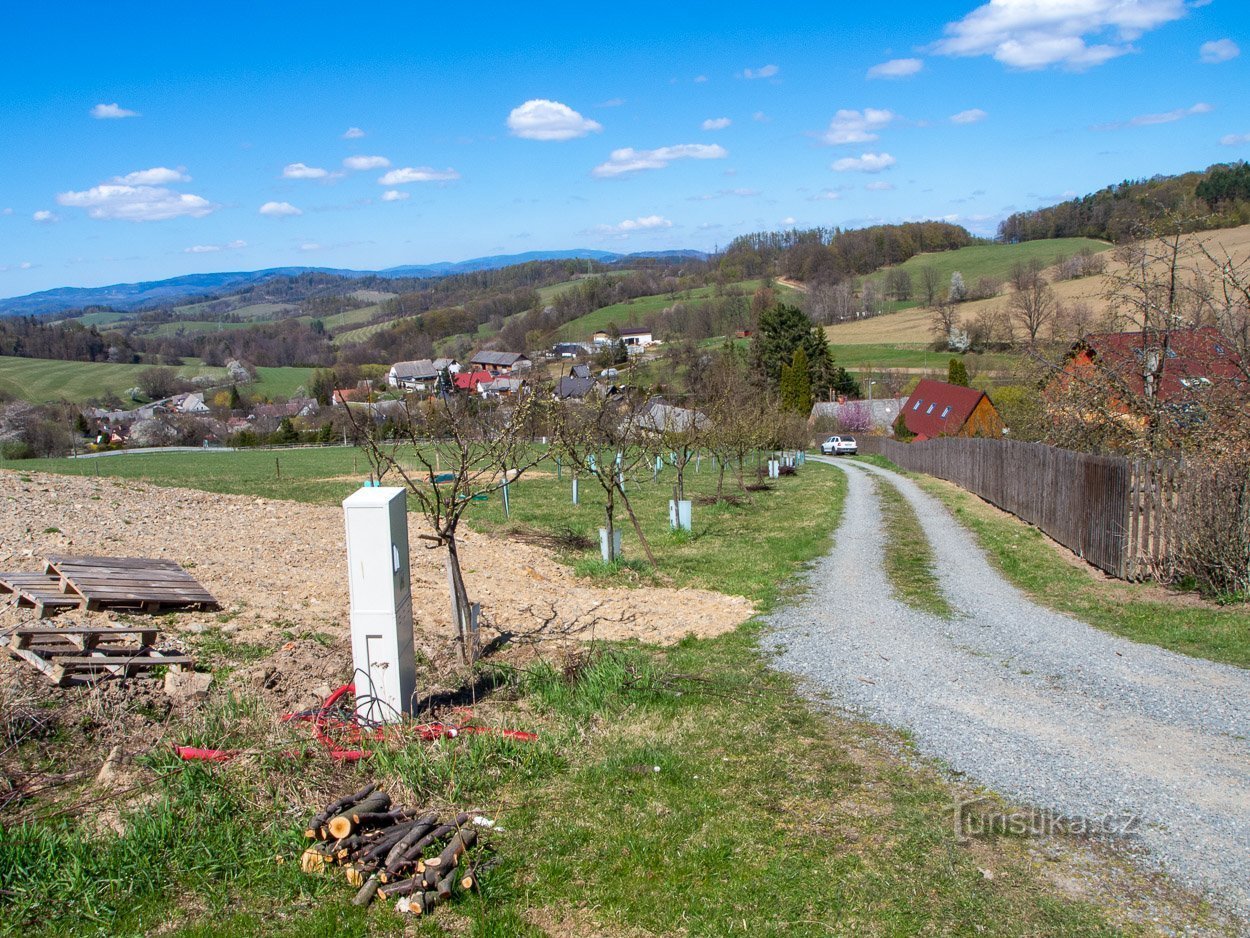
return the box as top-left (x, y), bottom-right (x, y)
top-left (1, 635), bottom-right (1142, 936)
top-left (874, 477), bottom-right (954, 618)
top-left (856, 455), bottom-right (1250, 669)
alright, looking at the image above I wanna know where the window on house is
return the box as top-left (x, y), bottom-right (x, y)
top-left (940, 406), bottom-right (951, 418)
top-left (912, 399), bottom-right (922, 410)
top-left (926, 403), bottom-right (936, 414)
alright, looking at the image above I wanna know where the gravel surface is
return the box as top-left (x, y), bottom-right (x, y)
top-left (765, 457), bottom-right (1250, 924)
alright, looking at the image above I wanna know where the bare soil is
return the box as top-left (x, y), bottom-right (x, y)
top-left (0, 470), bottom-right (753, 709)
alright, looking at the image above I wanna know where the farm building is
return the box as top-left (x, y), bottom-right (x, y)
top-left (637, 397), bottom-right (709, 434)
top-left (592, 327), bottom-right (655, 349)
top-left (901, 379), bottom-right (1004, 440)
top-left (469, 351), bottom-right (530, 375)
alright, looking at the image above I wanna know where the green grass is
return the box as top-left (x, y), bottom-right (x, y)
top-left (0, 356), bottom-right (226, 404)
top-left (855, 455), bottom-right (1250, 669)
top-left (249, 366), bottom-right (315, 400)
top-left (875, 476), bottom-right (953, 618)
top-left (831, 343), bottom-right (1022, 373)
top-left (865, 237), bottom-right (1112, 301)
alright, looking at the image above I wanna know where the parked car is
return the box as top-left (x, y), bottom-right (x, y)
top-left (820, 434), bottom-right (858, 456)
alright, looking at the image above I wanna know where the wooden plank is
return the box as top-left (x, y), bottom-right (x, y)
top-left (45, 555), bottom-right (183, 571)
top-left (57, 655), bottom-right (193, 668)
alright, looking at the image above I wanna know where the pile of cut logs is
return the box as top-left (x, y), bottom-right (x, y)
top-left (301, 784), bottom-right (479, 916)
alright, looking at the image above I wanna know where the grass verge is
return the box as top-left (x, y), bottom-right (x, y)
top-left (855, 455), bottom-right (1250, 669)
top-left (874, 476), bottom-right (954, 618)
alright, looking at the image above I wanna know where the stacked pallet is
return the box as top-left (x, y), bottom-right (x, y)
top-left (0, 624), bottom-right (193, 686)
top-left (301, 785), bottom-right (481, 916)
top-left (0, 554), bottom-right (218, 616)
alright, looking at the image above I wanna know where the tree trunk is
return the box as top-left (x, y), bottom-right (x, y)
top-left (617, 482), bottom-right (658, 568)
top-left (444, 536), bottom-right (476, 664)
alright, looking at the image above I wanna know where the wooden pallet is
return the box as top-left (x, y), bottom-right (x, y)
top-left (0, 624), bottom-right (192, 686)
top-left (0, 572), bottom-right (85, 617)
top-left (44, 555), bottom-right (219, 613)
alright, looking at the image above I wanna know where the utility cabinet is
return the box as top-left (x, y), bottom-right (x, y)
top-left (343, 486), bottom-right (416, 723)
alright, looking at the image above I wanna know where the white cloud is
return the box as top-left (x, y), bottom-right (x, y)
top-left (184, 240), bottom-right (246, 254)
top-left (113, 167), bottom-right (190, 185)
top-left (1200, 38), bottom-right (1239, 63)
top-left (931, 0), bottom-right (1189, 70)
top-left (1, 208), bottom-right (12, 215)
top-left (283, 162), bottom-right (329, 179)
top-left (343, 155), bottom-right (391, 170)
top-left (1221, 132), bottom-right (1250, 146)
top-left (56, 184), bottom-right (214, 222)
top-left (90, 102), bottom-right (139, 119)
top-left (507, 99), bottom-right (603, 141)
top-left (781, 216), bottom-right (797, 226)
top-left (831, 152), bottom-right (896, 173)
top-left (806, 189), bottom-right (842, 201)
top-left (867, 57), bottom-right (923, 79)
top-left (693, 75), bottom-right (708, 83)
top-left (1098, 101), bottom-right (1213, 129)
top-left (32, 210), bottom-right (58, 223)
top-left (378, 166), bottom-right (460, 185)
top-left (753, 111), bottom-right (770, 123)
top-left (592, 143), bottom-right (727, 178)
top-left (599, 97), bottom-right (626, 107)
top-left (865, 181), bottom-right (897, 191)
top-left (300, 242), bottom-right (321, 252)
top-left (380, 189), bottom-right (410, 201)
top-left (742, 64), bottom-right (780, 79)
top-left (599, 215), bottom-right (673, 233)
top-left (259, 201), bottom-right (302, 217)
top-left (689, 188), bottom-right (760, 201)
top-left (702, 117), bottom-right (732, 131)
top-left (821, 108), bottom-right (895, 145)
top-left (342, 127), bottom-right (366, 139)
top-left (0, 261), bottom-right (35, 272)
top-left (951, 108), bottom-right (988, 124)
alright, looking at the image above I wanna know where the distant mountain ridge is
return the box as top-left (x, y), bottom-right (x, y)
top-left (0, 249), bottom-right (707, 317)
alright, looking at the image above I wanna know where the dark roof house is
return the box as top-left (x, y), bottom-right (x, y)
top-left (1061, 327), bottom-right (1244, 404)
top-left (901, 379), bottom-right (1004, 440)
top-left (470, 351), bottom-right (530, 372)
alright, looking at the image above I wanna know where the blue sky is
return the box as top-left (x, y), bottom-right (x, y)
top-left (1, 0), bottom-right (1246, 295)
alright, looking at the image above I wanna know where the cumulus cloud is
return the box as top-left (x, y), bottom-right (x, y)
top-left (867, 57), bottom-right (923, 78)
top-left (950, 108), bottom-right (988, 124)
top-left (91, 102), bottom-right (139, 119)
top-left (342, 127), bottom-right (366, 139)
top-left (831, 152), bottom-right (896, 173)
top-left (1097, 101), bottom-right (1213, 130)
top-left (343, 155), bottom-right (391, 171)
top-left (752, 111), bottom-right (770, 123)
top-left (57, 183), bottom-right (214, 222)
top-left (300, 242), bottom-right (321, 251)
top-left (821, 108), bottom-right (895, 145)
top-left (507, 99), bottom-right (603, 140)
top-left (1200, 39), bottom-right (1240, 63)
top-left (742, 64), bottom-right (780, 79)
top-left (32, 210), bottom-right (58, 223)
top-left (184, 240), bottom-right (246, 254)
top-left (702, 117), bottom-right (732, 131)
top-left (599, 215), bottom-right (673, 233)
top-left (0, 261), bottom-right (35, 272)
top-left (592, 143), bottom-right (727, 178)
top-left (283, 162), bottom-right (329, 179)
top-left (865, 181), bottom-right (896, 191)
top-left (1221, 132), bottom-right (1250, 146)
top-left (931, 0), bottom-right (1189, 70)
top-left (378, 166), bottom-right (460, 185)
top-left (259, 201), bottom-right (302, 217)
top-left (112, 167), bottom-right (190, 185)
top-left (806, 189), bottom-right (842, 201)
top-left (381, 189), bottom-right (410, 201)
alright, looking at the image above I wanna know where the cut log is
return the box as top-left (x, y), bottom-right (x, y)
top-left (305, 783), bottom-right (377, 837)
top-left (300, 848), bottom-right (329, 874)
top-left (435, 866), bottom-right (458, 900)
top-left (327, 791), bottom-right (392, 839)
top-left (429, 828), bottom-right (477, 872)
top-left (352, 874), bottom-right (381, 907)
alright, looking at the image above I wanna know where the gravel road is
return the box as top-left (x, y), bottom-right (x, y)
top-left (765, 457), bottom-right (1250, 922)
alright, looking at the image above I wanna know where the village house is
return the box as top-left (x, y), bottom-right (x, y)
top-left (1053, 326), bottom-right (1244, 409)
top-left (469, 351), bottom-right (530, 375)
top-left (592, 327), bottom-right (655, 351)
top-left (387, 359), bottom-right (440, 391)
top-left (901, 379), bottom-right (1005, 441)
top-left (636, 397), bottom-right (709, 435)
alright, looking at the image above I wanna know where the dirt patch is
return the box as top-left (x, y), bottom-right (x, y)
top-left (0, 469), bottom-right (753, 659)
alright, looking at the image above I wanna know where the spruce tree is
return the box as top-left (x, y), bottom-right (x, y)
top-left (947, 358), bottom-right (970, 387)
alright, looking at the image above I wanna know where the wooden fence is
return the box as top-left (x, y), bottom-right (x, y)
top-left (858, 436), bottom-right (1181, 581)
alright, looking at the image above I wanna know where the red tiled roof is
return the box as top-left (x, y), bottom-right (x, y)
top-left (453, 370), bottom-right (492, 390)
top-left (902, 379), bottom-right (988, 438)
top-left (1073, 327), bottom-right (1243, 403)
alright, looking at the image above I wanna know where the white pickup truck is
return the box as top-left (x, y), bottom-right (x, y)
top-left (820, 435), bottom-right (858, 456)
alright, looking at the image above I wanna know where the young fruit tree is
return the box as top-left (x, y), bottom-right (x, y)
top-left (348, 392), bottom-right (546, 664)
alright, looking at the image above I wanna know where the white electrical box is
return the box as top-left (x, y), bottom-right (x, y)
top-left (343, 486), bottom-right (417, 723)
